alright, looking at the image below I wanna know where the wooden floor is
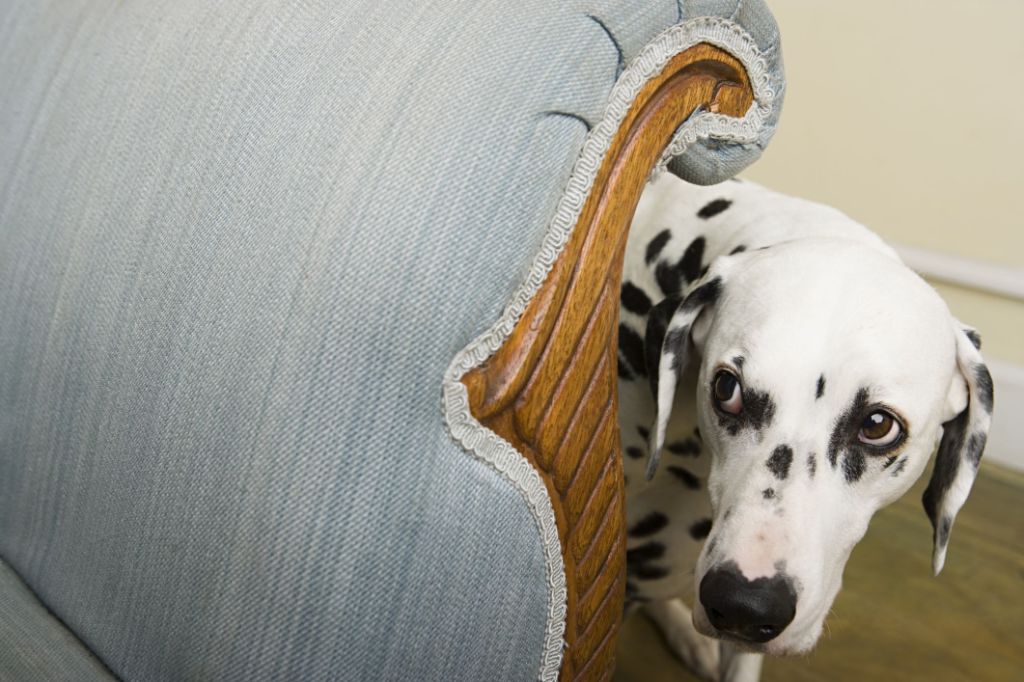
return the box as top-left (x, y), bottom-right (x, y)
top-left (614, 463), bottom-right (1024, 682)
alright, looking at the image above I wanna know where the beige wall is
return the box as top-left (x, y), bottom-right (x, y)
top-left (743, 0), bottom-right (1024, 366)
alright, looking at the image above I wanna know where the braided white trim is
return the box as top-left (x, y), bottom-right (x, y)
top-left (654, 17), bottom-right (776, 175)
top-left (441, 16), bottom-right (773, 682)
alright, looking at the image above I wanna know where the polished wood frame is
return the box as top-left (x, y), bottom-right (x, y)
top-left (461, 43), bottom-right (755, 680)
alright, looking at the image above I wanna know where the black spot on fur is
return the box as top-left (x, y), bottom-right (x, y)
top-left (937, 516), bottom-right (952, 548)
top-left (964, 328), bottom-right (982, 350)
top-left (890, 457), bottom-right (907, 477)
top-left (974, 364), bottom-right (994, 414)
top-left (627, 542), bottom-right (665, 565)
top-left (690, 518), bottom-right (713, 540)
top-left (667, 466), bottom-right (701, 490)
top-left (721, 385), bottom-right (776, 436)
top-left (645, 229), bottom-right (671, 265)
top-left (694, 427), bottom-right (701, 441)
top-left (663, 327), bottom-right (689, 373)
top-left (882, 455), bottom-right (898, 469)
top-left (632, 563), bottom-right (669, 580)
top-left (625, 446), bottom-right (644, 460)
top-left (655, 260), bottom-right (682, 297)
top-left (617, 354), bottom-right (634, 380)
top-left (629, 512), bottom-right (669, 538)
top-left (667, 438), bottom-right (701, 457)
top-left (967, 432), bottom-right (987, 468)
top-left (655, 237), bottom-right (706, 295)
top-left (719, 416), bottom-right (738, 436)
top-left (843, 451), bottom-right (866, 483)
top-left (618, 323), bottom-right (647, 379)
top-left (697, 198), bottom-right (732, 219)
top-left (620, 281), bottom-right (652, 316)
top-left (627, 542), bottom-right (669, 580)
top-left (744, 388), bottom-right (776, 431)
top-left (923, 408), bottom-right (968, 531)
top-left (762, 488), bottom-right (775, 500)
top-left (732, 355), bottom-right (745, 369)
top-left (816, 375), bottom-right (826, 400)
top-left (767, 445), bottom-right (793, 480)
top-left (729, 245), bottom-right (747, 255)
top-left (638, 426), bottom-right (649, 441)
top-left (679, 237), bottom-right (706, 284)
top-left (723, 507), bottom-right (732, 520)
top-left (807, 453), bottom-right (817, 478)
top-left (828, 388), bottom-right (870, 468)
top-left (681, 277), bottom-right (722, 312)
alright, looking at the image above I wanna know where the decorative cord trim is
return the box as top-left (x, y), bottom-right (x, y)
top-left (441, 16), bottom-right (775, 682)
top-left (654, 17), bottom-right (776, 175)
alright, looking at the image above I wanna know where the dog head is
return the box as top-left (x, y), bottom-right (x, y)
top-left (644, 238), bottom-right (993, 655)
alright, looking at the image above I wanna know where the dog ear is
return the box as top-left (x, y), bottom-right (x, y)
top-left (921, 323), bottom-right (993, 575)
top-left (642, 275), bottom-right (723, 480)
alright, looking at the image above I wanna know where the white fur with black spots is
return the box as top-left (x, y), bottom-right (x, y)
top-left (618, 172), bottom-right (993, 681)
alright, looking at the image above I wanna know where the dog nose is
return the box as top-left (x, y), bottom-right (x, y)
top-left (699, 563), bottom-right (797, 643)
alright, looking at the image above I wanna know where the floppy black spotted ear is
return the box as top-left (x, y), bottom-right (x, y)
top-left (922, 323), bottom-right (993, 575)
top-left (642, 275), bottom-right (723, 480)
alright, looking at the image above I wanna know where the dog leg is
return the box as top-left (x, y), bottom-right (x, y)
top-left (719, 641), bottom-right (763, 682)
top-left (643, 599), bottom-right (719, 681)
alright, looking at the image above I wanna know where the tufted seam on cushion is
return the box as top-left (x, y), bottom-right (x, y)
top-left (730, 0), bottom-right (744, 22)
top-left (585, 14), bottom-right (626, 80)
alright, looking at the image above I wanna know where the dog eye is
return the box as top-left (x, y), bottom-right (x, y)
top-left (858, 410), bottom-right (902, 448)
top-left (712, 370), bottom-right (743, 415)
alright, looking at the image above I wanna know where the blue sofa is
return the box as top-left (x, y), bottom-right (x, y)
top-left (0, 1), bottom-right (783, 679)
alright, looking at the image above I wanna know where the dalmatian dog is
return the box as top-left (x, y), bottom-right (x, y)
top-left (617, 171), bottom-right (993, 681)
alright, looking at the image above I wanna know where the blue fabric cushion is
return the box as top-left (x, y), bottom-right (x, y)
top-left (0, 559), bottom-right (113, 681)
top-left (0, 1), bottom-right (781, 680)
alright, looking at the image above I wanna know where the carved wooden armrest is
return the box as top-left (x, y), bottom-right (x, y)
top-left (460, 43), bottom-right (755, 680)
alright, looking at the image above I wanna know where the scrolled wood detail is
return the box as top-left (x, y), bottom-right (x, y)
top-left (461, 43), bottom-right (754, 681)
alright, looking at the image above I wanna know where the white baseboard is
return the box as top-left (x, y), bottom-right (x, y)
top-left (893, 243), bottom-right (1024, 301)
top-left (986, 359), bottom-right (1024, 473)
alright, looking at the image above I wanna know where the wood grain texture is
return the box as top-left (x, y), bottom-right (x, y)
top-left (460, 43), bottom-right (754, 681)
